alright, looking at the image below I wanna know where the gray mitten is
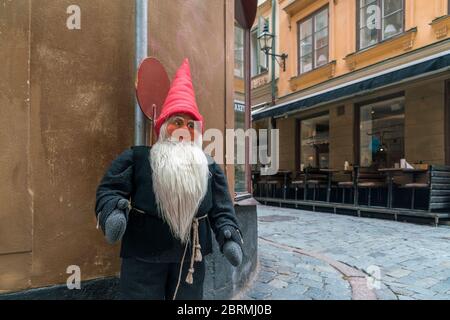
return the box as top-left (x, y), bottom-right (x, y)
top-left (223, 240), bottom-right (243, 267)
top-left (221, 228), bottom-right (243, 267)
top-left (104, 199), bottom-right (129, 244)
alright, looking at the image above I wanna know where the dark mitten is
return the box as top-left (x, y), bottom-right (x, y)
top-left (218, 226), bottom-right (243, 250)
top-left (223, 241), bottom-right (243, 267)
top-left (218, 226), bottom-right (244, 266)
top-left (116, 198), bottom-right (130, 211)
top-left (104, 199), bottom-right (130, 244)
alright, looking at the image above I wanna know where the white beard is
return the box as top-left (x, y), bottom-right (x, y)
top-left (149, 131), bottom-right (209, 244)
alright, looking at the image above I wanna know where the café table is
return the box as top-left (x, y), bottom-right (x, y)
top-left (378, 168), bottom-right (428, 208)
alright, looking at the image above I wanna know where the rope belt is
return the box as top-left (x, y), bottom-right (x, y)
top-left (173, 214), bottom-right (208, 300)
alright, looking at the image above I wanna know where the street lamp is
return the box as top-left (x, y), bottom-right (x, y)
top-left (257, 23), bottom-right (288, 72)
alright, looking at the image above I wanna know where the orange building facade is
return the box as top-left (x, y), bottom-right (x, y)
top-left (244, 0), bottom-right (450, 173)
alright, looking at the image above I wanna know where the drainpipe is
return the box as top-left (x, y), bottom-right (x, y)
top-left (244, 27), bottom-right (252, 193)
top-left (271, 0), bottom-right (276, 106)
top-left (134, 0), bottom-right (148, 146)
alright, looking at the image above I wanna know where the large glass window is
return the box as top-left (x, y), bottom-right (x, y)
top-left (358, 0), bottom-right (404, 50)
top-left (300, 114), bottom-right (330, 169)
top-left (234, 25), bottom-right (244, 78)
top-left (298, 7), bottom-right (329, 74)
top-left (359, 97), bottom-right (405, 169)
top-left (234, 102), bottom-right (247, 193)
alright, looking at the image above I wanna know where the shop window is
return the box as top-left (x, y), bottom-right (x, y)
top-left (358, 0), bottom-right (405, 50)
top-left (298, 6), bottom-right (329, 74)
top-left (300, 114), bottom-right (330, 169)
top-left (359, 97), bottom-right (405, 169)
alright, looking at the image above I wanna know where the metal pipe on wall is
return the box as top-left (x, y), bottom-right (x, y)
top-left (271, 0), bottom-right (276, 106)
top-left (244, 28), bottom-right (252, 193)
top-left (134, 0), bottom-right (148, 146)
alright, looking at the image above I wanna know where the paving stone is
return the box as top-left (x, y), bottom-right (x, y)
top-left (386, 268), bottom-right (413, 278)
top-left (414, 277), bottom-right (441, 289)
top-left (298, 272), bottom-right (324, 283)
top-left (429, 280), bottom-right (450, 294)
top-left (304, 287), bottom-right (331, 300)
top-left (297, 278), bottom-right (324, 290)
top-left (249, 282), bottom-right (274, 294)
top-left (323, 284), bottom-right (351, 298)
top-left (258, 271), bottom-right (277, 284)
top-left (276, 267), bottom-right (292, 275)
top-left (247, 290), bottom-right (271, 300)
top-left (268, 279), bottom-right (289, 289)
top-left (408, 285), bottom-right (442, 297)
top-left (282, 284), bottom-right (309, 297)
top-left (275, 274), bottom-right (296, 283)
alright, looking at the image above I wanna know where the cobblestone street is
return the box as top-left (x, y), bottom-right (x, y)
top-left (239, 205), bottom-right (450, 300)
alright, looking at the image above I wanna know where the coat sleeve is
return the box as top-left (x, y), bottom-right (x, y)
top-left (208, 160), bottom-right (241, 246)
top-left (95, 148), bottom-right (134, 233)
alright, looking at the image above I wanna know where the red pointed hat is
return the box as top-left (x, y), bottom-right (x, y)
top-left (154, 58), bottom-right (203, 137)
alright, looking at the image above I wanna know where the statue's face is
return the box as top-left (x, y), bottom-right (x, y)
top-left (166, 113), bottom-right (196, 142)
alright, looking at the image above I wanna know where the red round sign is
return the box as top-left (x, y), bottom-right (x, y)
top-left (135, 57), bottom-right (170, 121)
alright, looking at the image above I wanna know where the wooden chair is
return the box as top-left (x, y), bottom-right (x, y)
top-left (304, 168), bottom-right (328, 201)
top-left (395, 170), bottom-right (429, 210)
top-left (290, 172), bottom-right (306, 203)
top-left (335, 167), bottom-right (386, 206)
top-left (333, 171), bottom-right (354, 204)
top-left (355, 167), bottom-right (387, 206)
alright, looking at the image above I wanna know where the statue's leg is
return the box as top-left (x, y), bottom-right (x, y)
top-left (166, 260), bottom-right (205, 300)
top-left (119, 257), bottom-right (168, 300)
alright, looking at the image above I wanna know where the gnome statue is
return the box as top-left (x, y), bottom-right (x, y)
top-left (95, 59), bottom-right (243, 300)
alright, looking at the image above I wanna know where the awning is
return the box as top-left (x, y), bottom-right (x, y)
top-left (252, 51), bottom-right (450, 121)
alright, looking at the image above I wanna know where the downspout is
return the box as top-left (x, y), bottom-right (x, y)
top-left (271, 0), bottom-right (276, 106)
top-left (244, 27), bottom-right (252, 193)
top-left (134, 0), bottom-right (148, 146)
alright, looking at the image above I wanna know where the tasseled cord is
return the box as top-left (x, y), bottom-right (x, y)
top-left (173, 214), bottom-right (207, 299)
top-left (185, 218), bottom-right (203, 284)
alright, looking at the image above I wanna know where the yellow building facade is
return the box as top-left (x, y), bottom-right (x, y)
top-left (248, 0), bottom-right (450, 173)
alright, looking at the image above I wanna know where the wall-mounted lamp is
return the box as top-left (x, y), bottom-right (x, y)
top-left (257, 23), bottom-right (288, 72)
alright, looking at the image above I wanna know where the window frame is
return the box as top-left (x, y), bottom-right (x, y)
top-left (297, 5), bottom-right (330, 76)
top-left (251, 16), bottom-right (270, 77)
top-left (356, 0), bottom-right (406, 51)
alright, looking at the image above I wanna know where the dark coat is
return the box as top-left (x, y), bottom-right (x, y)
top-left (95, 146), bottom-right (240, 263)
